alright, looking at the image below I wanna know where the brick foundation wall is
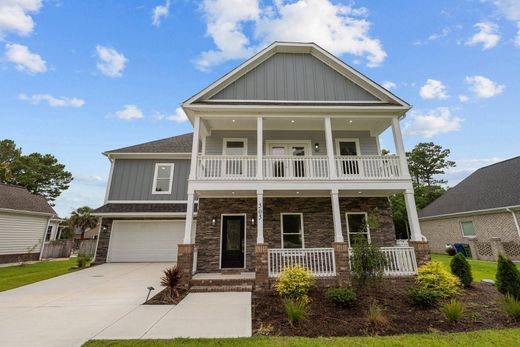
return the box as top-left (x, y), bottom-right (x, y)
top-left (0, 252), bottom-right (39, 264)
top-left (420, 211), bottom-right (520, 253)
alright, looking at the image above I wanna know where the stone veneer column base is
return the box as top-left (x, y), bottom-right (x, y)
top-left (332, 242), bottom-right (350, 287)
top-left (254, 243), bottom-right (269, 292)
top-left (409, 240), bottom-right (431, 266)
top-left (177, 244), bottom-right (194, 289)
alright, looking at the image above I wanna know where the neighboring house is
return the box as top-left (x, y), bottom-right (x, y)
top-left (92, 42), bottom-right (427, 286)
top-left (419, 157), bottom-right (520, 254)
top-left (74, 224), bottom-right (100, 240)
top-left (0, 183), bottom-right (57, 263)
top-left (46, 217), bottom-right (63, 241)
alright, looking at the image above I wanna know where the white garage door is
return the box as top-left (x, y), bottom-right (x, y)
top-left (107, 220), bottom-right (185, 262)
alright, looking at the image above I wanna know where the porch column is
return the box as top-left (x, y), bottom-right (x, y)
top-left (391, 116), bottom-right (410, 177)
top-left (404, 188), bottom-right (423, 241)
top-left (331, 189), bottom-right (344, 242)
top-left (324, 116), bottom-right (337, 179)
top-left (189, 115), bottom-right (200, 180)
top-left (256, 189), bottom-right (264, 243)
top-left (183, 192), bottom-right (195, 244)
top-left (257, 116), bottom-right (263, 179)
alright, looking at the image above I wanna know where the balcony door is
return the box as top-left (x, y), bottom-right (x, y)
top-left (223, 138), bottom-right (247, 177)
top-left (268, 142), bottom-right (310, 178)
top-left (335, 138), bottom-right (361, 176)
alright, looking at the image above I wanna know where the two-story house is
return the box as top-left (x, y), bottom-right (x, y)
top-left (92, 42), bottom-right (429, 289)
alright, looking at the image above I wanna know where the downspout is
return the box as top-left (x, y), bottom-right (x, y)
top-left (506, 208), bottom-right (520, 239)
top-left (39, 216), bottom-right (52, 261)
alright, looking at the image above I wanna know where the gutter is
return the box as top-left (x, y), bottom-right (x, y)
top-left (419, 205), bottom-right (520, 221)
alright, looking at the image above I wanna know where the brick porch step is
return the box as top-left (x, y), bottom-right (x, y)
top-left (190, 284), bottom-right (253, 293)
top-left (189, 277), bottom-right (255, 287)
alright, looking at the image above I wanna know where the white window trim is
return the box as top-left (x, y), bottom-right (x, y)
top-left (460, 221), bottom-right (476, 238)
top-left (152, 163), bottom-right (175, 195)
top-left (219, 214), bottom-right (247, 269)
top-left (222, 138), bottom-right (248, 155)
top-left (345, 212), bottom-right (371, 247)
top-left (335, 138), bottom-right (361, 156)
top-left (266, 140), bottom-right (312, 156)
top-left (280, 213), bottom-right (305, 249)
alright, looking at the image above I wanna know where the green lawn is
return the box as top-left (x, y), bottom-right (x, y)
top-left (0, 258), bottom-right (78, 292)
top-left (431, 253), bottom-right (520, 282)
top-left (83, 328), bottom-right (520, 347)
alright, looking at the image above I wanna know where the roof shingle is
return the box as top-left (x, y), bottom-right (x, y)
top-left (418, 156), bottom-right (520, 219)
top-left (0, 184), bottom-right (56, 215)
top-left (105, 133), bottom-right (193, 154)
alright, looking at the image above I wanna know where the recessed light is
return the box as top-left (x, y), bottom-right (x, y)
top-left (296, 191), bottom-right (300, 194)
top-left (349, 120), bottom-right (353, 124)
top-left (358, 191), bottom-right (362, 194)
top-left (232, 119), bottom-right (236, 123)
top-left (231, 191), bottom-right (235, 195)
top-left (291, 120), bottom-right (295, 123)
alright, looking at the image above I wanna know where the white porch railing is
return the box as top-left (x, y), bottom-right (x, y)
top-left (268, 248), bottom-right (336, 278)
top-left (263, 156), bottom-right (329, 180)
top-left (350, 246), bottom-right (417, 277)
top-left (196, 155), bottom-right (257, 180)
top-left (335, 155), bottom-right (401, 179)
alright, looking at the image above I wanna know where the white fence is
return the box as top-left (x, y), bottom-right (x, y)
top-left (350, 246), bottom-right (417, 277)
top-left (335, 155), bottom-right (401, 179)
top-left (268, 248), bottom-right (336, 278)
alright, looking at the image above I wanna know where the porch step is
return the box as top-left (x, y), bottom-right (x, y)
top-left (190, 277), bottom-right (255, 287)
top-left (190, 284), bottom-right (253, 293)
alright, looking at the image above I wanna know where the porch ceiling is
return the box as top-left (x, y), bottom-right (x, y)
top-left (196, 189), bottom-right (401, 198)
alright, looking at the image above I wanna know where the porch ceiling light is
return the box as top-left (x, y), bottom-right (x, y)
top-left (349, 120), bottom-right (353, 123)
top-left (358, 191), bottom-right (362, 194)
top-left (232, 119), bottom-right (236, 123)
top-left (291, 119), bottom-right (295, 123)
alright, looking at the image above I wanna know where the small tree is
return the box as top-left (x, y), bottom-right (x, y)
top-left (496, 255), bottom-right (520, 299)
top-left (450, 253), bottom-right (473, 287)
top-left (69, 206), bottom-right (97, 240)
top-left (350, 239), bottom-right (387, 287)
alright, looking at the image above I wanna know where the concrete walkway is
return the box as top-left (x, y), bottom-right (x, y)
top-left (0, 263), bottom-right (252, 346)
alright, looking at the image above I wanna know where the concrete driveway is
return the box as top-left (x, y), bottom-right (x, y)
top-left (0, 263), bottom-right (252, 347)
top-left (0, 263), bottom-right (169, 347)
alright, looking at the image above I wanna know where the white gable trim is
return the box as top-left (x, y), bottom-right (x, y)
top-left (183, 42), bottom-right (410, 108)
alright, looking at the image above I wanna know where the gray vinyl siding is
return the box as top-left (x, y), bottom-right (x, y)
top-left (108, 159), bottom-right (190, 201)
top-left (210, 53), bottom-right (380, 102)
top-left (0, 211), bottom-right (47, 255)
top-left (205, 130), bottom-right (379, 156)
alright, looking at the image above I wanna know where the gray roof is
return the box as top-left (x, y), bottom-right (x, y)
top-left (93, 203), bottom-right (190, 214)
top-left (0, 184), bottom-right (56, 215)
top-left (105, 133), bottom-right (193, 154)
top-left (419, 156), bottom-right (520, 219)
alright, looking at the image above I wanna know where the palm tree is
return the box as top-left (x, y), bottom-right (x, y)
top-left (69, 206), bottom-right (97, 240)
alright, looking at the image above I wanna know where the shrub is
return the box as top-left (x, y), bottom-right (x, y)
top-left (367, 300), bottom-right (388, 327)
top-left (325, 287), bottom-right (357, 308)
top-left (283, 298), bottom-right (308, 326)
top-left (450, 253), bottom-right (473, 287)
top-left (76, 253), bottom-right (92, 268)
top-left (496, 255), bottom-right (520, 299)
top-left (350, 239), bottom-right (388, 287)
top-left (441, 299), bottom-right (465, 323)
top-left (160, 266), bottom-right (181, 298)
top-left (255, 323), bottom-right (274, 336)
top-left (274, 265), bottom-right (315, 301)
top-left (407, 286), bottom-right (441, 308)
top-left (501, 294), bottom-right (520, 321)
top-left (416, 261), bottom-right (460, 298)
top-left (445, 245), bottom-right (457, 256)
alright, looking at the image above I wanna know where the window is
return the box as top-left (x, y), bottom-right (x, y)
top-left (45, 225), bottom-right (52, 241)
top-left (223, 139), bottom-right (247, 155)
top-left (152, 163), bottom-right (174, 194)
top-left (281, 213), bottom-right (304, 248)
top-left (460, 221), bottom-right (476, 237)
top-left (346, 212), bottom-right (370, 246)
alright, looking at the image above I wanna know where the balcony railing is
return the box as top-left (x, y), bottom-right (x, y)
top-left (268, 248), bottom-right (336, 278)
top-left (196, 155), bottom-right (403, 181)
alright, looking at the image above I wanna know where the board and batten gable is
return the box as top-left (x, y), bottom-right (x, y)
top-left (209, 53), bottom-right (380, 102)
top-left (108, 159), bottom-right (190, 201)
top-left (205, 130), bottom-right (380, 156)
top-left (0, 211), bottom-right (47, 255)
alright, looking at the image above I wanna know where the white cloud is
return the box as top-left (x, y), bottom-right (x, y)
top-left (444, 157), bottom-right (504, 185)
top-left (404, 107), bottom-right (462, 138)
top-left (516, 23), bottom-right (520, 46)
top-left (115, 105), bottom-right (143, 120)
top-left (75, 175), bottom-right (107, 186)
top-left (428, 27), bottom-right (450, 41)
top-left (0, 0), bottom-right (42, 38)
top-left (458, 95), bottom-right (470, 102)
top-left (419, 79), bottom-right (449, 100)
top-left (152, 0), bottom-right (170, 27)
top-left (5, 43), bottom-right (46, 74)
top-left (19, 93), bottom-right (85, 107)
top-left (465, 22), bottom-right (500, 50)
top-left (465, 75), bottom-right (504, 98)
top-left (487, 0), bottom-right (520, 21)
top-left (95, 45), bottom-right (127, 77)
top-left (196, 0), bottom-right (386, 70)
top-left (154, 107), bottom-right (188, 123)
top-left (382, 81), bottom-right (396, 90)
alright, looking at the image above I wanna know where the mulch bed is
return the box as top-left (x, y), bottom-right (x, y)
top-left (253, 279), bottom-right (520, 337)
top-left (144, 287), bottom-right (188, 305)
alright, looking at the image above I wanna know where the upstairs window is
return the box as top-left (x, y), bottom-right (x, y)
top-left (152, 163), bottom-right (174, 194)
top-left (460, 221), bottom-right (476, 237)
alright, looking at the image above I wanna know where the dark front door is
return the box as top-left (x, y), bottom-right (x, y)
top-left (221, 215), bottom-right (245, 268)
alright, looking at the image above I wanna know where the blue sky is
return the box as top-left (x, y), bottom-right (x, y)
top-left (1, 0), bottom-right (519, 217)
